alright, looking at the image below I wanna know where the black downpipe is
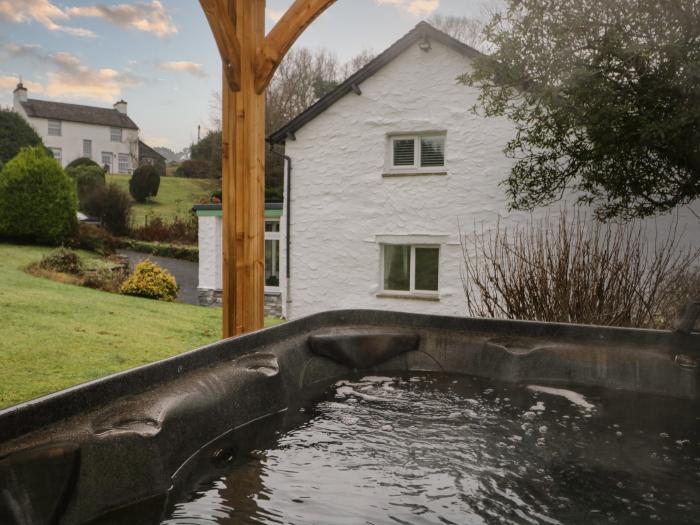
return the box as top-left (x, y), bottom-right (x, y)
top-left (268, 145), bottom-right (292, 280)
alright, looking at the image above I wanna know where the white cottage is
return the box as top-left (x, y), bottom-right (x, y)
top-left (197, 22), bottom-right (700, 320)
top-left (12, 82), bottom-right (139, 173)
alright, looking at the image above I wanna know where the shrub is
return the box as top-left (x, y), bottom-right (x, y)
top-left (129, 164), bottom-right (161, 202)
top-left (67, 164), bottom-right (106, 202)
top-left (81, 184), bottom-right (132, 237)
top-left (120, 260), bottom-right (178, 301)
top-left (66, 157), bottom-right (102, 170)
top-left (39, 248), bottom-right (83, 275)
top-left (130, 216), bottom-right (198, 244)
top-left (83, 266), bottom-right (129, 293)
top-left (461, 210), bottom-right (700, 329)
top-left (70, 223), bottom-right (116, 255)
top-left (0, 109), bottom-right (44, 164)
top-left (116, 239), bottom-right (198, 262)
top-left (175, 159), bottom-right (212, 179)
top-left (0, 146), bottom-right (78, 244)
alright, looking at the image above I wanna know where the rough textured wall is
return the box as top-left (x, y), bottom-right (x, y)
top-left (283, 39), bottom-right (700, 320)
top-left (198, 215), bottom-right (222, 291)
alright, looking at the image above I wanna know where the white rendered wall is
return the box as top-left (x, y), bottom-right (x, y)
top-left (13, 102), bottom-right (137, 171)
top-left (198, 215), bottom-right (223, 291)
top-left (283, 39), bottom-right (700, 320)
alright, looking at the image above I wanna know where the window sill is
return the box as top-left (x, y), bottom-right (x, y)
top-left (265, 288), bottom-right (281, 295)
top-left (382, 170), bottom-right (448, 178)
top-left (376, 292), bottom-right (440, 302)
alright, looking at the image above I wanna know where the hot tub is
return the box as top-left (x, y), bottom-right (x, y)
top-left (0, 310), bottom-right (698, 524)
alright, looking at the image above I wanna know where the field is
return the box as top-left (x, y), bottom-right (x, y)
top-left (0, 243), bottom-right (277, 409)
top-left (106, 174), bottom-right (216, 226)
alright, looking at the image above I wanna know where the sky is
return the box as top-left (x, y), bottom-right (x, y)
top-left (0, 0), bottom-right (490, 151)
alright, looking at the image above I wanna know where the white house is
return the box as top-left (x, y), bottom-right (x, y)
top-left (197, 22), bottom-right (700, 320)
top-left (12, 82), bottom-right (139, 173)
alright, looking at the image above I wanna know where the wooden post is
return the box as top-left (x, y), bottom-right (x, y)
top-left (221, 0), bottom-right (266, 337)
top-left (202, 0), bottom-right (336, 337)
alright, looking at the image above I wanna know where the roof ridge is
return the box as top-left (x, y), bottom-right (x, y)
top-left (268, 21), bottom-right (482, 144)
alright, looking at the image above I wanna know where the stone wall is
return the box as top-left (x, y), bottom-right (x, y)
top-left (197, 288), bottom-right (283, 318)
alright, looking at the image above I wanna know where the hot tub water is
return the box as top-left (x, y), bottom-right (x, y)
top-left (162, 374), bottom-right (700, 524)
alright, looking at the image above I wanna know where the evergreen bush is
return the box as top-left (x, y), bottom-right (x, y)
top-left (129, 165), bottom-right (161, 202)
top-left (0, 146), bottom-right (77, 244)
top-left (67, 164), bottom-right (106, 202)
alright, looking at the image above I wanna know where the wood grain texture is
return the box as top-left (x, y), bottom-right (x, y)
top-left (254, 0), bottom-right (337, 93)
top-left (200, 0), bottom-right (241, 91)
top-left (221, 0), bottom-right (266, 336)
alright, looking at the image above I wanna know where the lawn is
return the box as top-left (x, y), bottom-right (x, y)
top-left (106, 174), bottom-right (216, 226)
top-left (0, 243), bottom-right (277, 409)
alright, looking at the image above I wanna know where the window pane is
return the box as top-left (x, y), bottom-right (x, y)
top-left (393, 139), bottom-right (415, 166)
top-left (415, 247), bottom-right (439, 291)
top-left (265, 220), bottom-right (280, 233)
top-left (384, 245), bottom-right (410, 291)
top-left (48, 120), bottom-right (61, 136)
top-left (83, 140), bottom-right (92, 158)
top-left (265, 239), bottom-right (280, 287)
top-left (118, 154), bottom-right (130, 173)
top-left (421, 136), bottom-right (445, 167)
top-left (110, 127), bottom-right (122, 142)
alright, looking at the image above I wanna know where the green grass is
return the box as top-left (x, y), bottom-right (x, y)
top-left (106, 174), bottom-right (216, 226)
top-left (0, 243), bottom-right (279, 409)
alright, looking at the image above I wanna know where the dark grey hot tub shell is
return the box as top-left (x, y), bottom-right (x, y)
top-left (0, 309), bottom-right (698, 524)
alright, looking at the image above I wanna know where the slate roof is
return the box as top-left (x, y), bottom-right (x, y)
top-left (138, 140), bottom-right (166, 160)
top-left (268, 21), bottom-right (482, 144)
top-left (21, 98), bottom-right (139, 130)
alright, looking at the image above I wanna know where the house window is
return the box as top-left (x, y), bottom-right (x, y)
top-left (101, 152), bottom-right (113, 172)
top-left (265, 219), bottom-right (281, 289)
top-left (387, 134), bottom-right (446, 174)
top-left (83, 139), bottom-right (92, 158)
top-left (118, 153), bottom-right (130, 173)
top-left (382, 244), bottom-right (439, 294)
top-left (110, 127), bottom-right (122, 142)
top-left (48, 120), bottom-right (61, 136)
top-left (49, 147), bottom-right (62, 163)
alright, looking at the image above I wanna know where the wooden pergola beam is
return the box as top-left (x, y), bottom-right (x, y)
top-left (200, 0), bottom-right (241, 91)
top-left (201, 0), bottom-right (337, 337)
top-left (254, 0), bottom-right (337, 94)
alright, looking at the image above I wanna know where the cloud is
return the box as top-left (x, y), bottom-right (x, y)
top-left (375, 0), bottom-right (439, 16)
top-left (1, 43), bottom-right (138, 102)
top-left (266, 8), bottom-right (285, 23)
top-left (0, 0), bottom-right (95, 37)
top-left (156, 61), bottom-right (207, 78)
top-left (0, 75), bottom-right (43, 92)
top-left (67, 1), bottom-right (176, 37)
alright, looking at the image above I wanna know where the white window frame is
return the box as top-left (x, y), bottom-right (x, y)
top-left (83, 139), bottom-right (92, 159)
top-left (49, 147), bottom-right (62, 164)
top-left (110, 127), bottom-right (122, 142)
top-left (118, 153), bottom-right (131, 174)
top-left (265, 218), bottom-right (281, 292)
top-left (385, 132), bottom-right (447, 176)
top-left (380, 243), bottom-right (440, 298)
top-left (48, 120), bottom-right (61, 136)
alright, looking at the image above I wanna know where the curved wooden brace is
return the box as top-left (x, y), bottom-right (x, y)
top-left (200, 0), bottom-right (241, 91)
top-left (254, 0), bottom-right (337, 94)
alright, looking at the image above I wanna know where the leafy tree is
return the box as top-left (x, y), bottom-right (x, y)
top-left (129, 164), bottom-right (161, 203)
top-left (0, 146), bottom-right (77, 244)
top-left (190, 130), bottom-right (221, 178)
top-left (465, 0), bottom-right (700, 219)
top-left (66, 157), bottom-right (102, 170)
top-left (81, 183), bottom-right (132, 237)
top-left (66, 164), bottom-right (106, 203)
top-left (0, 109), bottom-right (44, 164)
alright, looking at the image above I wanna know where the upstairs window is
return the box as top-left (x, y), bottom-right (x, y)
top-left (48, 120), bottom-right (61, 136)
top-left (382, 244), bottom-right (440, 294)
top-left (110, 127), bottom-right (122, 142)
top-left (388, 133), bottom-right (446, 174)
top-left (83, 139), bottom-right (92, 158)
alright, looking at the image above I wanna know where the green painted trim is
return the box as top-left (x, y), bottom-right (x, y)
top-left (196, 210), bottom-right (222, 217)
top-left (196, 209), bottom-right (283, 219)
